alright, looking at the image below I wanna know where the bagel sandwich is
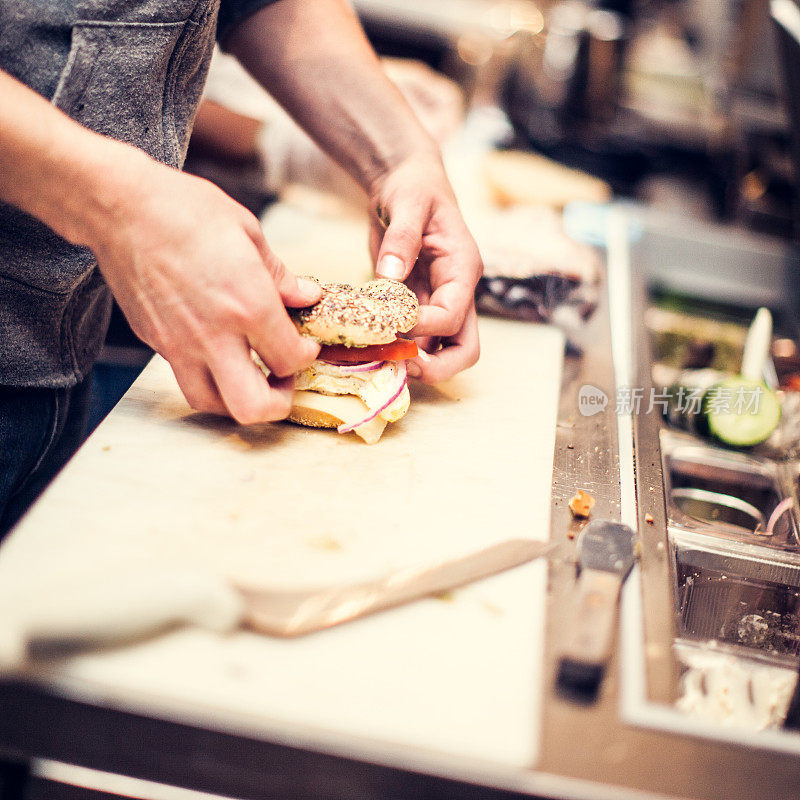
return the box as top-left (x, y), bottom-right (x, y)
top-left (289, 278), bottom-right (420, 444)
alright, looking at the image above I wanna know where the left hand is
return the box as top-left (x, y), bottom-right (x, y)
top-left (370, 153), bottom-right (483, 383)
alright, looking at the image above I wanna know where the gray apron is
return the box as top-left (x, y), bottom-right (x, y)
top-left (0, 0), bottom-right (220, 387)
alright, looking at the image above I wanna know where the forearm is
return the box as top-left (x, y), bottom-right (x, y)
top-left (0, 73), bottom-right (320, 424)
top-left (226, 0), bottom-right (440, 194)
top-left (0, 68), bottom-right (141, 250)
top-left (226, 2), bottom-right (480, 382)
top-left (191, 100), bottom-right (263, 160)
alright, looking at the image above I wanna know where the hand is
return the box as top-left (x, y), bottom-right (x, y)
top-left (370, 154), bottom-right (482, 383)
top-left (90, 151), bottom-right (321, 424)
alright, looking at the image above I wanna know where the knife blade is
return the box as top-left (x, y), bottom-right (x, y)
top-left (241, 538), bottom-right (557, 637)
top-left (556, 519), bottom-right (637, 701)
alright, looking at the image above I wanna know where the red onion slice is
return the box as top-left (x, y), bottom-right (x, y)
top-left (321, 360), bottom-right (385, 373)
top-left (764, 497), bottom-right (794, 536)
top-left (338, 361), bottom-right (408, 434)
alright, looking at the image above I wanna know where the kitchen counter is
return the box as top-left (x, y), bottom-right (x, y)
top-left (2, 200), bottom-right (800, 800)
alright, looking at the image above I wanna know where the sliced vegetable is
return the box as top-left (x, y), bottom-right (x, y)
top-left (319, 339), bottom-right (418, 364)
top-left (764, 498), bottom-right (794, 536)
top-left (338, 362), bottom-right (408, 434)
top-left (321, 360), bottom-right (384, 373)
top-left (703, 377), bottom-right (781, 448)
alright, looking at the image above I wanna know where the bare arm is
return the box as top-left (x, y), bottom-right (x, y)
top-left (0, 68), bottom-right (320, 422)
top-left (226, 0), bottom-right (435, 190)
top-left (227, 0), bottom-right (483, 382)
top-left (0, 68), bottom-right (117, 248)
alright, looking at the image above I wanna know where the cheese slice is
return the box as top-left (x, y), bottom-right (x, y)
top-left (290, 390), bottom-right (388, 444)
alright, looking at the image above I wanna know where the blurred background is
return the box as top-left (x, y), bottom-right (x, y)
top-left (93, 0), bottom-right (800, 427)
top-left (355, 0), bottom-right (796, 235)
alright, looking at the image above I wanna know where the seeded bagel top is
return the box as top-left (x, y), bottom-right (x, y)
top-left (293, 278), bottom-right (420, 347)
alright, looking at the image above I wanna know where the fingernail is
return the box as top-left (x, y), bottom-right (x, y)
top-left (406, 361), bottom-right (422, 378)
top-left (378, 255), bottom-right (405, 281)
top-left (297, 277), bottom-right (322, 301)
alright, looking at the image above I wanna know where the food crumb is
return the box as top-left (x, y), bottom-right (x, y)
top-left (434, 590), bottom-right (456, 603)
top-left (645, 513), bottom-right (655, 524)
top-left (309, 535), bottom-right (344, 552)
top-left (569, 489), bottom-right (595, 519)
top-left (102, 445), bottom-right (111, 452)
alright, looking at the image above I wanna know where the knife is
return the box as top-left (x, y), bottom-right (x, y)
top-left (0, 538), bottom-right (555, 667)
top-left (556, 519), bottom-right (637, 701)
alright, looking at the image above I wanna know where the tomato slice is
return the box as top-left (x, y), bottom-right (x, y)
top-left (318, 339), bottom-right (418, 364)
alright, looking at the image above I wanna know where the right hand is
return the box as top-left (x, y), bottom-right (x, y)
top-left (90, 151), bottom-right (321, 424)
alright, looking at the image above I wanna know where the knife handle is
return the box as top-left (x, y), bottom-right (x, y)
top-left (0, 569), bottom-right (245, 669)
top-left (556, 568), bottom-right (622, 699)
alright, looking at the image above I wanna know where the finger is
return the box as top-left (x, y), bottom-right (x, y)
top-left (407, 247), bottom-right (476, 338)
top-left (250, 225), bottom-right (322, 308)
top-left (369, 218), bottom-right (384, 267)
top-left (264, 371), bottom-right (296, 418)
top-left (374, 198), bottom-right (430, 281)
top-left (250, 354), bottom-right (297, 408)
top-left (405, 268), bottom-right (431, 307)
top-left (412, 305), bottom-right (480, 384)
top-left (406, 336), bottom-right (437, 379)
top-left (410, 279), bottom-right (470, 339)
top-left (415, 335), bottom-right (439, 353)
top-left (246, 277), bottom-right (321, 377)
top-left (267, 372), bottom-right (296, 404)
top-left (170, 360), bottom-right (228, 416)
top-left (280, 272), bottom-right (324, 309)
top-left (207, 338), bottom-right (294, 425)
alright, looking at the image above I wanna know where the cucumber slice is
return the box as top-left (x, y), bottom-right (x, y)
top-left (703, 377), bottom-right (781, 448)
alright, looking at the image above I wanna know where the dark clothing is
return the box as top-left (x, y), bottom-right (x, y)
top-left (0, 0), bottom-right (279, 389)
top-left (0, 378), bottom-right (92, 535)
top-left (0, 0), bottom-right (279, 523)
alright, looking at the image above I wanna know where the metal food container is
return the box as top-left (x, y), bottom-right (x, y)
top-left (672, 535), bottom-right (800, 662)
top-left (662, 431), bottom-right (799, 552)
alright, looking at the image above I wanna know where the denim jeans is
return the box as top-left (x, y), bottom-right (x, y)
top-left (0, 378), bottom-right (91, 537)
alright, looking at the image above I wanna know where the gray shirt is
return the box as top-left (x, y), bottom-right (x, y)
top-left (0, 0), bottom-right (277, 388)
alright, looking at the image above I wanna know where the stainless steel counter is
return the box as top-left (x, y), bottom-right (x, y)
top-left (1, 209), bottom-right (800, 800)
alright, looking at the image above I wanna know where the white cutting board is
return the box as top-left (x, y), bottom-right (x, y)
top-left (0, 204), bottom-right (565, 770)
top-left (0, 318), bottom-right (561, 591)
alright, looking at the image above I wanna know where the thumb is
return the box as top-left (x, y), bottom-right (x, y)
top-left (375, 200), bottom-right (428, 281)
top-left (276, 271), bottom-right (323, 308)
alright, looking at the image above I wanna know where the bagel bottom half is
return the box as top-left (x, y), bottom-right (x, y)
top-left (287, 390), bottom-right (388, 444)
